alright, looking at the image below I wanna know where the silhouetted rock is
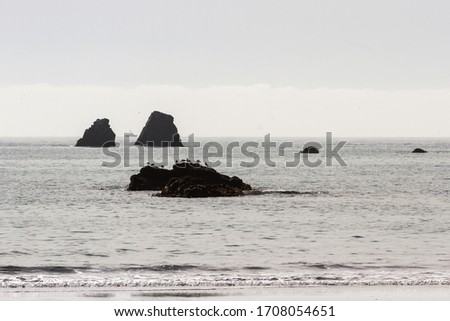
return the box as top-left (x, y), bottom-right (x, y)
top-left (128, 161), bottom-right (251, 197)
top-left (159, 176), bottom-right (247, 197)
top-left (412, 148), bottom-right (428, 153)
top-left (75, 118), bottom-right (116, 147)
top-left (301, 146), bottom-right (320, 153)
top-left (135, 111), bottom-right (183, 147)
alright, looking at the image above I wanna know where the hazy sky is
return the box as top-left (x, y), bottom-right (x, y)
top-left (1, 0), bottom-right (449, 137)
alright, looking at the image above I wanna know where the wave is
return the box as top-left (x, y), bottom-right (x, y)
top-left (96, 185), bottom-right (127, 191)
top-left (2, 275), bottom-right (450, 288)
top-left (244, 190), bottom-right (329, 196)
top-left (0, 265), bottom-right (89, 274)
top-left (0, 262), bottom-right (428, 276)
top-left (124, 264), bottom-right (200, 272)
top-left (0, 264), bottom-right (230, 275)
top-left (283, 261), bottom-right (427, 270)
top-left (1, 263), bottom-right (445, 289)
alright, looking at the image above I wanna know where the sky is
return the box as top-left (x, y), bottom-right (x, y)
top-left (0, 0), bottom-right (449, 137)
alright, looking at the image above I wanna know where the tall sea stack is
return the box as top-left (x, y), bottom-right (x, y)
top-left (135, 111), bottom-right (183, 147)
top-left (75, 118), bottom-right (116, 147)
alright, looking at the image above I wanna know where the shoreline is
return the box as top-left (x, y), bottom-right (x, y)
top-left (1, 285), bottom-right (450, 301)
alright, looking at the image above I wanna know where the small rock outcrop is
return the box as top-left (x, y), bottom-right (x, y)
top-left (412, 148), bottom-right (428, 153)
top-left (301, 146), bottom-right (320, 154)
top-left (128, 161), bottom-right (251, 197)
top-left (75, 118), bottom-right (116, 147)
top-left (135, 111), bottom-right (183, 147)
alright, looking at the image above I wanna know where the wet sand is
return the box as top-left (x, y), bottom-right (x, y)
top-left (1, 286), bottom-right (450, 301)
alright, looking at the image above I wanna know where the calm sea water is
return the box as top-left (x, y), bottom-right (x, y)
top-left (0, 137), bottom-right (449, 288)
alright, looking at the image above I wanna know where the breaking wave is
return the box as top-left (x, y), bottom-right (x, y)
top-left (2, 276), bottom-right (450, 288)
top-left (1, 263), bottom-right (448, 288)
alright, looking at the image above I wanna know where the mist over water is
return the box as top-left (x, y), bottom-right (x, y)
top-left (0, 137), bottom-right (449, 288)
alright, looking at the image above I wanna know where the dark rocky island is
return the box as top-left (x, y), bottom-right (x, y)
top-left (135, 111), bottom-right (183, 147)
top-left (412, 148), bottom-right (428, 153)
top-left (75, 118), bottom-right (116, 147)
top-left (301, 146), bottom-right (320, 153)
top-left (128, 161), bottom-right (251, 197)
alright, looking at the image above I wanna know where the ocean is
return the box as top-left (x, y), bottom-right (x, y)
top-left (0, 137), bottom-right (449, 289)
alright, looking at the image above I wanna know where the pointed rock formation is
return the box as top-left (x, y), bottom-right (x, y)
top-left (75, 118), bottom-right (116, 147)
top-left (135, 111), bottom-right (183, 147)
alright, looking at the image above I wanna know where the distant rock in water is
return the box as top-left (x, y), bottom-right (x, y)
top-left (301, 146), bottom-right (320, 154)
top-left (75, 118), bottom-right (116, 147)
top-left (135, 111), bottom-right (183, 147)
top-left (128, 161), bottom-right (251, 197)
top-left (412, 148), bottom-right (428, 153)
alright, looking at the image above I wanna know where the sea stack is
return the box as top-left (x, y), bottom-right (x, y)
top-left (135, 111), bottom-right (183, 147)
top-left (412, 148), bottom-right (428, 153)
top-left (75, 118), bottom-right (116, 147)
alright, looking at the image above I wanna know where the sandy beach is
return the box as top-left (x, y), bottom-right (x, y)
top-left (1, 286), bottom-right (450, 301)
